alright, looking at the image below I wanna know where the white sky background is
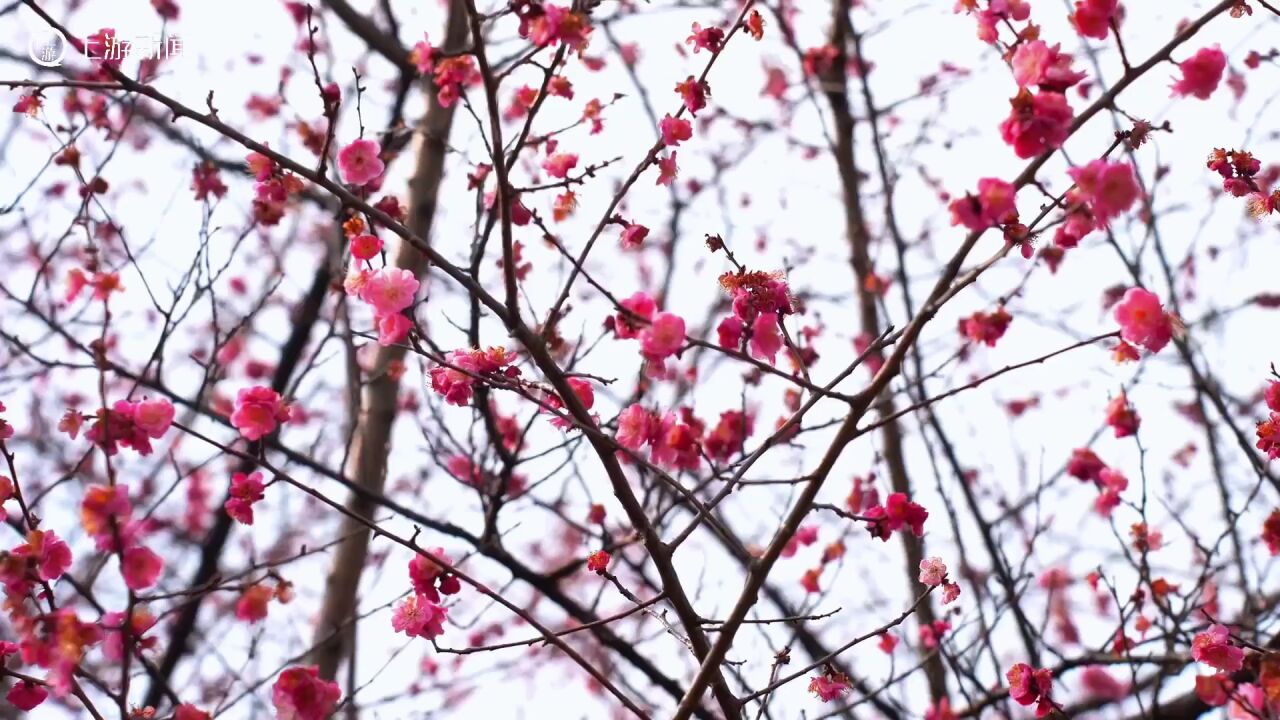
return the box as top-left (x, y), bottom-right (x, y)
top-left (2, 0), bottom-right (1280, 718)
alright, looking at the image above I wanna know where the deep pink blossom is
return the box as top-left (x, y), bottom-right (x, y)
top-left (272, 666), bottom-right (341, 720)
top-left (749, 312), bottom-right (783, 364)
top-left (640, 312), bottom-right (686, 361)
top-left (1113, 288), bottom-right (1174, 353)
top-left (121, 546), bottom-right (164, 590)
top-left (392, 594), bottom-right (449, 639)
top-left (1192, 624), bottom-right (1244, 672)
top-left (1071, 0), bottom-right (1120, 40)
top-left (659, 114), bottom-right (693, 147)
top-left (231, 386), bottom-right (291, 441)
top-left (1172, 46), bottom-right (1227, 100)
top-left (225, 471), bottom-right (266, 524)
top-left (999, 90), bottom-right (1074, 159)
top-left (949, 178), bottom-right (1018, 231)
top-left (542, 152), bottom-right (578, 179)
top-left (1069, 159), bottom-right (1139, 223)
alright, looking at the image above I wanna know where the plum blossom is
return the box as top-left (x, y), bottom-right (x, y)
top-left (1172, 46), bottom-right (1227, 100)
top-left (6, 681), bottom-right (47, 711)
top-left (429, 346), bottom-right (518, 407)
top-left (121, 546), bottom-right (164, 590)
top-left (1008, 662), bottom-right (1055, 717)
top-left (620, 223), bottom-right (649, 249)
top-left (1071, 0), bottom-right (1120, 40)
top-left (640, 312), bottom-right (686, 361)
top-left (864, 493), bottom-right (928, 541)
top-left (1012, 41), bottom-right (1086, 92)
top-left (749, 312), bottom-right (783, 364)
top-left (272, 666), bottom-right (341, 720)
top-left (586, 550), bottom-right (610, 574)
top-left (1192, 624), bottom-right (1245, 672)
top-left (409, 33), bottom-right (435, 74)
top-left (337, 138), bottom-right (385, 186)
top-left (392, 594), bottom-right (448, 639)
top-left (1104, 393), bottom-right (1141, 440)
top-left (659, 114), bottom-right (693, 147)
top-left (542, 152), bottom-right (578, 179)
top-left (359, 268), bottom-right (419, 317)
top-left (999, 90), bottom-right (1074, 159)
top-left (808, 669), bottom-right (852, 702)
top-left (919, 557), bottom-right (947, 586)
top-left (230, 386), bottom-right (291, 441)
top-left (1113, 288), bottom-right (1174, 353)
top-left (1068, 159), bottom-right (1140, 223)
top-left (949, 178), bottom-right (1018, 231)
top-left (676, 76), bottom-right (709, 115)
top-left (225, 471), bottom-right (266, 524)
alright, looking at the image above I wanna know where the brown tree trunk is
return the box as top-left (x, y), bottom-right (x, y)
top-left (308, 1), bottom-right (468, 682)
top-left (820, 0), bottom-right (950, 703)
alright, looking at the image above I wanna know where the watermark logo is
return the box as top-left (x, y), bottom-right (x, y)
top-left (26, 29), bottom-right (184, 68)
top-left (28, 28), bottom-right (68, 67)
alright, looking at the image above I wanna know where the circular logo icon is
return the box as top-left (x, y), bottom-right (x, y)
top-left (28, 28), bottom-right (68, 68)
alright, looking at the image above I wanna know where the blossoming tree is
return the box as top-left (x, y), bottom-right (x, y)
top-left (1, 0), bottom-right (1280, 717)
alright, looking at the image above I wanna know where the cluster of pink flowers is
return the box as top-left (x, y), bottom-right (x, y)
top-left (1104, 392), bottom-right (1140, 438)
top-left (1113, 287), bottom-right (1175, 354)
top-left (1000, 89), bottom-right (1074, 159)
top-left (1068, 159), bottom-right (1140, 225)
top-left (433, 56), bottom-right (482, 108)
top-left (66, 268), bottom-right (125, 303)
top-left (615, 403), bottom-right (702, 471)
top-left (1070, 0), bottom-right (1121, 39)
top-left (82, 397), bottom-right (175, 456)
top-left (808, 668), bottom-right (852, 702)
top-left (230, 386), bottom-right (292, 441)
top-left (1192, 624), bottom-right (1245, 672)
top-left (917, 557), bottom-right (962, 604)
top-left (225, 470), bottom-right (267, 524)
top-left (272, 665), bottom-right (341, 720)
top-left (78, 485), bottom-right (164, 590)
top-left (611, 292), bottom-right (688, 373)
top-left (236, 583), bottom-right (275, 623)
top-left (676, 76), bottom-right (709, 115)
top-left (959, 307), bottom-right (1012, 347)
top-left (1007, 663), bottom-right (1056, 717)
top-left (715, 271), bottom-right (794, 365)
top-left (1262, 505), bottom-right (1280, 555)
top-left (704, 410), bottom-right (754, 461)
top-left (919, 619), bottom-right (952, 649)
top-left (521, 3), bottom-right (592, 52)
top-left (393, 550), bottom-right (457, 641)
top-left (102, 608), bottom-right (158, 661)
top-left (863, 492), bottom-right (928, 541)
top-left (345, 267), bottom-right (420, 346)
top-left (429, 346), bottom-right (519, 407)
top-left (1093, 467), bottom-right (1129, 517)
top-left (246, 147), bottom-right (305, 226)
top-left (1207, 147), bottom-right (1280, 217)
top-left (410, 548), bottom-right (462, 602)
top-left (1171, 46), bottom-right (1227, 100)
top-left (949, 177), bottom-right (1018, 232)
top-left (542, 151), bottom-right (579, 179)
